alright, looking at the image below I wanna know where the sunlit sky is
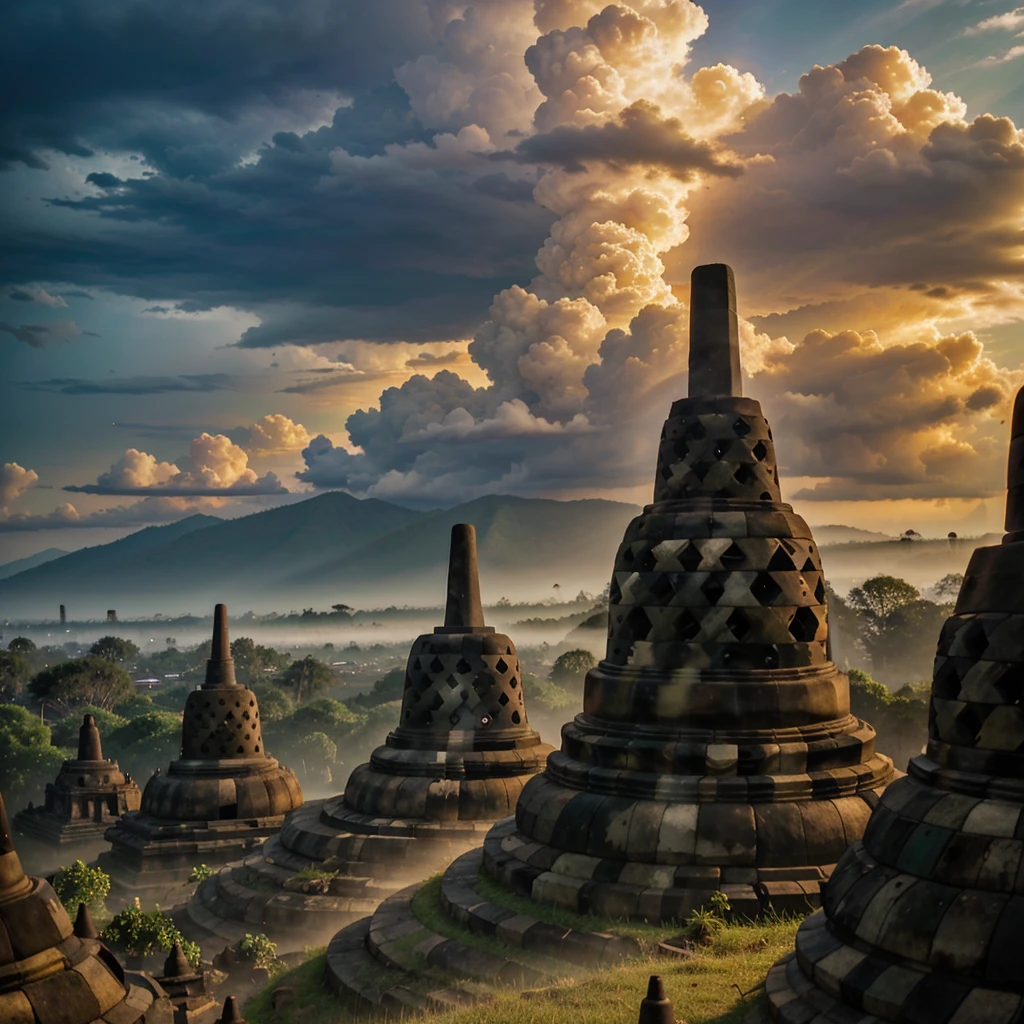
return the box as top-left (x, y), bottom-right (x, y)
top-left (2, 0), bottom-right (1023, 560)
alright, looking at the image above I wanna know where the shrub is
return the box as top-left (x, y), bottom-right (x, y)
top-left (0, 704), bottom-right (65, 806)
top-left (550, 649), bottom-right (597, 687)
top-left (239, 932), bottom-right (282, 972)
top-left (102, 900), bottom-right (200, 967)
top-left (49, 707), bottom-right (128, 748)
top-left (53, 860), bottom-right (111, 910)
top-left (189, 864), bottom-right (216, 882)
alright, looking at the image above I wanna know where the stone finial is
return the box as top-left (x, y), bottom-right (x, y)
top-left (163, 941), bottom-right (193, 978)
top-left (1005, 384), bottom-right (1024, 540)
top-left (688, 263), bottom-right (741, 398)
top-left (217, 996), bottom-right (246, 1024)
top-left (0, 788), bottom-right (29, 896)
top-left (441, 524), bottom-right (486, 631)
top-left (78, 713), bottom-right (104, 762)
top-left (203, 603), bottom-right (237, 688)
top-left (638, 975), bottom-right (674, 1024)
top-left (74, 902), bottom-right (100, 939)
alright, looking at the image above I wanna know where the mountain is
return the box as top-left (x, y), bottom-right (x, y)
top-left (0, 492), bottom-right (639, 618)
top-left (812, 524), bottom-right (891, 545)
top-left (0, 548), bottom-right (68, 580)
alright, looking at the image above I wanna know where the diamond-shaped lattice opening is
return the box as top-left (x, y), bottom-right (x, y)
top-left (713, 440), bottom-right (730, 460)
top-left (621, 546), bottom-right (635, 565)
top-left (495, 657), bottom-right (509, 674)
top-left (449, 711), bottom-right (462, 727)
top-left (413, 657), bottom-right (422, 671)
top-left (931, 658), bottom-right (962, 699)
top-left (802, 557), bottom-right (817, 572)
top-left (650, 573), bottom-right (675, 601)
top-left (456, 657), bottom-right (472, 674)
top-left (676, 609), bottom-right (701, 641)
top-left (733, 464), bottom-right (753, 485)
top-left (430, 691), bottom-right (445, 710)
top-left (752, 440), bottom-right (769, 462)
top-left (509, 676), bottom-right (518, 688)
top-left (725, 608), bottom-right (753, 642)
top-left (720, 542), bottom-right (746, 569)
top-left (633, 547), bottom-right (656, 572)
top-left (958, 620), bottom-right (990, 660)
top-left (701, 576), bottom-right (726, 604)
top-left (751, 572), bottom-right (782, 606)
top-left (428, 657), bottom-right (444, 674)
top-left (814, 578), bottom-right (826, 603)
top-left (624, 606), bottom-right (653, 639)
top-left (733, 417), bottom-right (751, 437)
top-left (789, 606), bottom-right (819, 642)
top-left (690, 461), bottom-right (712, 481)
top-left (684, 420), bottom-right (707, 440)
top-left (446, 673), bottom-right (460, 689)
top-left (511, 711), bottom-right (521, 724)
top-left (673, 438), bottom-right (690, 460)
top-left (498, 692), bottom-right (510, 706)
top-left (768, 547), bottom-right (796, 571)
top-left (679, 543), bottom-right (703, 572)
top-left (473, 677), bottom-right (491, 696)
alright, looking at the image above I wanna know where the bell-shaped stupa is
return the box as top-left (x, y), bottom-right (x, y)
top-left (185, 524), bottom-right (553, 951)
top-left (15, 714), bottom-right (141, 849)
top-left (0, 787), bottom-right (155, 1024)
top-left (483, 265), bottom-right (895, 922)
top-left (766, 386), bottom-right (1024, 1024)
top-left (100, 605), bottom-right (303, 900)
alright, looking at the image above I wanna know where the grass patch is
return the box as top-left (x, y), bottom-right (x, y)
top-left (473, 868), bottom-right (680, 946)
top-left (245, 950), bottom-right (336, 1024)
top-left (291, 867), bottom-right (339, 881)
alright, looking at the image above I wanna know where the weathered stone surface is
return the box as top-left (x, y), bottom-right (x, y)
top-left (100, 604), bottom-right (303, 897)
top-left (184, 526), bottom-right (551, 950)
top-left (14, 715), bottom-right (141, 848)
top-left (0, 787), bottom-right (152, 1024)
top-left (480, 264), bottom-right (894, 924)
top-left (766, 384), bottom-right (1024, 1022)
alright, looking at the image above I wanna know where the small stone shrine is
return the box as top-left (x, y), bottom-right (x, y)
top-left (100, 605), bottom-right (303, 899)
top-left (766, 385), bottom-right (1024, 1024)
top-left (15, 713), bottom-right (141, 848)
top-left (0, 786), bottom-right (155, 1024)
top-left (185, 524), bottom-right (552, 951)
top-left (154, 943), bottom-right (218, 1024)
top-left (317, 266), bottom-right (898, 1014)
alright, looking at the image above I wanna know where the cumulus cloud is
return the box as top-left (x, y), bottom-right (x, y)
top-left (245, 413), bottom-right (312, 451)
top-left (0, 463), bottom-right (39, 505)
top-left (66, 433), bottom-right (286, 496)
top-left (964, 7), bottom-right (1024, 35)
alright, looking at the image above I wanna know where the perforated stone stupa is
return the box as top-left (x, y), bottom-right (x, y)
top-left (765, 385), bottom-right (1024, 1024)
top-left (0, 787), bottom-right (155, 1024)
top-left (185, 524), bottom-right (552, 951)
top-left (100, 605), bottom-right (303, 898)
top-left (15, 714), bottom-right (141, 848)
top-left (484, 264), bottom-right (895, 923)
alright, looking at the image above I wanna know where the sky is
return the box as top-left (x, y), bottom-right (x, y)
top-left (2, 0), bottom-right (1024, 561)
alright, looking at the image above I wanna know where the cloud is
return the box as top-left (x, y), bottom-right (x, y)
top-left (8, 285), bottom-right (67, 307)
top-left (964, 7), bottom-right (1024, 35)
top-left (976, 45), bottom-right (1024, 65)
top-left (0, 463), bottom-right (39, 505)
top-left (405, 350), bottom-right (464, 368)
top-left (66, 433), bottom-right (286, 496)
top-left (244, 413), bottom-right (311, 451)
top-left (0, 497), bottom-right (222, 532)
top-left (22, 374), bottom-right (236, 395)
top-left (0, 320), bottom-right (82, 347)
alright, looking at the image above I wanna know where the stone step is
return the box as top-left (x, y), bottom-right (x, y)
top-left (439, 847), bottom-right (641, 968)
top-left (180, 888), bottom-right (249, 948)
top-left (324, 916), bottom-right (483, 1018)
top-left (366, 884), bottom-right (559, 990)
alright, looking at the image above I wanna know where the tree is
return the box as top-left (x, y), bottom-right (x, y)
top-left (29, 658), bottom-right (135, 713)
top-left (933, 573), bottom-right (965, 601)
top-left (350, 667), bottom-right (406, 709)
top-left (103, 901), bottom-right (200, 967)
top-left (105, 711), bottom-right (182, 780)
top-left (49, 706), bottom-right (128, 748)
top-left (280, 655), bottom-right (334, 706)
top-left (0, 705), bottom-right (64, 806)
top-left (8, 637), bottom-right (36, 654)
top-left (331, 604), bottom-right (353, 616)
top-left (251, 684), bottom-right (295, 723)
top-left (550, 649), bottom-right (597, 687)
top-left (847, 576), bottom-right (920, 621)
top-left (0, 650), bottom-right (29, 701)
top-left (89, 636), bottom-right (140, 663)
top-left (231, 637), bottom-right (290, 686)
top-left (53, 860), bottom-right (111, 912)
top-left (290, 698), bottom-right (361, 740)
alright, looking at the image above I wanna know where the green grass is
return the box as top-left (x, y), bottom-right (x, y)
top-left (291, 867), bottom-right (339, 881)
top-left (245, 950), bottom-right (336, 1024)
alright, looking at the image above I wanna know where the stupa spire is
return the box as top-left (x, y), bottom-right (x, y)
top-left (0, 788), bottom-right (29, 897)
top-left (203, 602), bottom-right (237, 688)
top-left (441, 523), bottom-right (486, 631)
top-left (1005, 385), bottom-right (1024, 540)
top-left (688, 263), bottom-right (741, 398)
top-left (74, 902), bottom-right (100, 939)
top-left (77, 712), bottom-right (104, 761)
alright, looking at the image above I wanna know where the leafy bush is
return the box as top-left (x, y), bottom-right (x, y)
top-left (105, 711), bottom-right (182, 780)
top-left (111, 693), bottom-right (157, 718)
top-left (0, 704), bottom-right (65, 806)
top-left (289, 698), bottom-right (361, 738)
top-left (849, 667), bottom-right (929, 772)
top-left (251, 684), bottom-right (294, 723)
top-left (53, 860), bottom-right (111, 911)
top-left (239, 932), bottom-right (282, 972)
top-left (189, 864), bottom-right (216, 882)
top-left (349, 667), bottom-right (405, 709)
top-left (550, 648), bottom-right (597, 687)
top-left (102, 900), bottom-right (200, 966)
top-left (522, 675), bottom-right (574, 712)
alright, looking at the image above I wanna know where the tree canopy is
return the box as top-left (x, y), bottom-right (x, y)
top-left (280, 655), bottom-right (334, 705)
top-left (0, 704), bottom-right (65, 806)
top-left (89, 636), bottom-right (140, 663)
top-left (848, 576), bottom-right (920, 621)
top-left (29, 657), bottom-right (136, 713)
top-left (231, 636), bottom-right (290, 685)
top-left (550, 648), bottom-right (597, 686)
top-left (8, 637), bottom-right (36, 654)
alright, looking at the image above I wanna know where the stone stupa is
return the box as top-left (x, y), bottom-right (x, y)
top-left (14, 713), bottom-right (141, 848)
top-left (100, 605), bottom-right (303, 899)
top-left (185, 524), bottom-right (553, 951)
top-left (0, 787), bottom-right (155, 1024)
top-left (766, 386), bottom-right (1024, 1024)
top-left (481, 263), bottom-right (896, 923)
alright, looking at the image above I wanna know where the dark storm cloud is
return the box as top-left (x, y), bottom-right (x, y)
top-left (23, 373), bottom-right (236, 395)
top-left (65, 480), bottom-right (286, 497)
top-left (0, 1), bottom-right (433, 172)
top-left (498, 101), bottom-right (744, 179)
top-left (0, 320), bottom-right (81, 346)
